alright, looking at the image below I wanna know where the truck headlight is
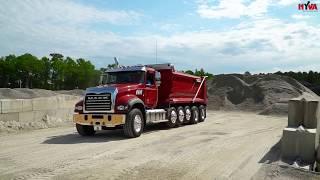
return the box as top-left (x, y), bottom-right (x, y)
top-left (117, 105), bottom-right (128, 111)
top-left (75, 105), bottom-right (83, 111)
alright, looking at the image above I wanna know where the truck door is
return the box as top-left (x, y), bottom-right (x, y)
top-left (144, 71), bottom-right (157, 108)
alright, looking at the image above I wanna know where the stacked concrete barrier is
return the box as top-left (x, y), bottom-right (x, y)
top-left (0, 95), bottom-right (80, 132)
top-left (281, 97), bottom-right (320, 165)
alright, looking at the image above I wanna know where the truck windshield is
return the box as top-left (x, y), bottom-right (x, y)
top-left (103, 71), bottom-right (145, 84)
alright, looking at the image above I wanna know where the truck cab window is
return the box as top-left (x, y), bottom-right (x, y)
top-left (103, 71), bottom-right (144, 84)
top-left (146, 73), bottom-right (155, 85)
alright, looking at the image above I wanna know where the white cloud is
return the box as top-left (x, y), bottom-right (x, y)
top-left (0, 0), bottom-right (320, 73)
top-left (278, 0), bottom-right (298, 6)
top-left (196, 0), bottom-right (272, 19)
top-left (196, 0), bottom-right (302, 19)
top-left (155, 18), bottom-right (320, 71)
top-left (0, 0), bottom-right (141, 26)
top-left (158, 23), bottom-right (181, 32)
top-left (292, 14), bottom-right (311, 20)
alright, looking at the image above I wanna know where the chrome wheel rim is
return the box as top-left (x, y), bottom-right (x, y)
top-left (133, 115), bottom-right (142, 132)
top-left (194, 110), bottom-right (198, 122)
top-left (178, 109), bottom-right (184, 122)
top-left (185, 109), bottom-right (191, 120)
top-left (201, 109), bottom-right (205, 119)
top-left (170, 110), bottom-right (177, 123)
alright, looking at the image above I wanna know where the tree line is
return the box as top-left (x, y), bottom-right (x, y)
top-left (275, 71), bottom-right (320, 85)
top-left (0, 53), bottom-right (215, 90)
top-left (2, 53), bottom-right (319, 92)
top-left (184, 68), bottom-right (214, 79)
top-left (0, 53), bottom-right (100, 90)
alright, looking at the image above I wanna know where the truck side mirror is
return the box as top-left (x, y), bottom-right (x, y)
top-left (155, 71), bottom-right (161, 86)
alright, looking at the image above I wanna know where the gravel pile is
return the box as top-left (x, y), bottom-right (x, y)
top-left (207, 74), bottom-right (319, 115)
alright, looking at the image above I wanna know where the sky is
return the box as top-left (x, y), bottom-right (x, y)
top-left (0, 0), bottom-right (320, 74)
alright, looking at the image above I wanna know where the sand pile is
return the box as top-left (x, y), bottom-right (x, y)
top-left (207, 74), bottom-right (318, 115)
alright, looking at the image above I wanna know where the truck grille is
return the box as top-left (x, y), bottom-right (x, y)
top-left (84, 93), bottom-right (112, 112)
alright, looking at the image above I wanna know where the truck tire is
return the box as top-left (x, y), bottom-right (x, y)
top-left (199, 105), bottom-right (206, 122)
top-left (190, 106), bottom-right (199, 124)
top-left (124, 108), bottom-right (144, 138)
top-left (76, 124), bottom-right (95, 136)
top-left (166, 107), bottom-right (177, 128)
top-left (176, 106), bottom-right (185, 126)
top-left (184, 106), bottom-right (192, 124)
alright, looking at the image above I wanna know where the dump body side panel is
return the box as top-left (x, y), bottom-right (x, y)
top-left (156, 69), bottom-right (172, 108)
top-left (157, 69), bottom-right (207, 108)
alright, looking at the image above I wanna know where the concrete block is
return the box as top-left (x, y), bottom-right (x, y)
top-left (288, 98), bottom-right (304, 127)
top-left (282, 128), bottom-right (299, 161)
top-left (303, 100), bottom-right (320, 129)
top-left (282, 127), bottom-right (317, 163)
top-left (22, 99), bottom-right (33, 112)
top-left (299, 128), bottom-right (317, 163)
top-left (57, 95), bottom-right (71, 109)
top-left (316, 146), bottom-right (320, 172)
top-left (0, 99), bottom-right (23, 113)
top-left (18, 111), bottom-right (35, 123)
top-left (33, 110), bottom-right (48, 121)
top-left (48, 109), bottom-right (74, 121)
top-left (0, 113), bottom-right (19, 122)
top-left (32, 97), bottom-right (58, 111)
top-left (56, 96), bottom-right (65, 109)
top-left (318, 113), bottom-right (320, 147)
top-left (57, 95), bottom-right (79, 109)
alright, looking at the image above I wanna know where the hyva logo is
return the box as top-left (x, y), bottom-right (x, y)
top-left (298, 1), bottom-right (318, 11)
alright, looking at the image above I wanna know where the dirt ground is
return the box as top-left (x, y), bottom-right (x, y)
top-left (0, 111), bottom-right (318, 180)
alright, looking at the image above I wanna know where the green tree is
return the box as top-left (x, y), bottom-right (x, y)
top-left (0, 55), bottom-right (17, 87)
top-left (15, 53), bottom-right (43, 88)
top-left (50, 53), bottom-right (65, 89)
top-left (0, 53), bottom-right (102, 90)
top-left (40, 56), bottom-right (51, 89)
top-left (185, 70), bottom-right (194, 75)
top-left (184, 68), bottom-right (213, 79)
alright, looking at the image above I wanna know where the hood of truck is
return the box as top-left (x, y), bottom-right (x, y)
top-left (84, 84), bottom-right (144, 112)
top-left (86, 86), bottom-right (116, 94)
top-left (86, 84), bottom-right (142, 94)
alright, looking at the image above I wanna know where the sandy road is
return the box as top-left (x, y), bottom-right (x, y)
top-left (0, 111), bottom-right (287, 180)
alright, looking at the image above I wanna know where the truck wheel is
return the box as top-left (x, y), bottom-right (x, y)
top-left (166, 107), bottom-right (177, 128)
top-left (190, 106), bottom-right (199, 124)
top-left (76, 124), bottom-right (95, 136)
top-left (124, 108), bottom-right (144, 138)
top-left (176, 106), bottom-right (185, 126)
top-left (199, 105), bottom-right (206, 122)
top-left (184, 106), bottom-right (192, 124)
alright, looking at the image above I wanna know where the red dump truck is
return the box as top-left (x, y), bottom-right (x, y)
top-left (73, 63), bottom-right (207, 138)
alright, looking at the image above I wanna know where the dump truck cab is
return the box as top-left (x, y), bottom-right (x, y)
top-left (101, 65), bottom-right (160, 111)
top-left (73, 63), bottom-right (207, 138)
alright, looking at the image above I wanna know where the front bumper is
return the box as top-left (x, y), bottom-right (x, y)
top-left (73, 114), bottom-right (126, 127)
